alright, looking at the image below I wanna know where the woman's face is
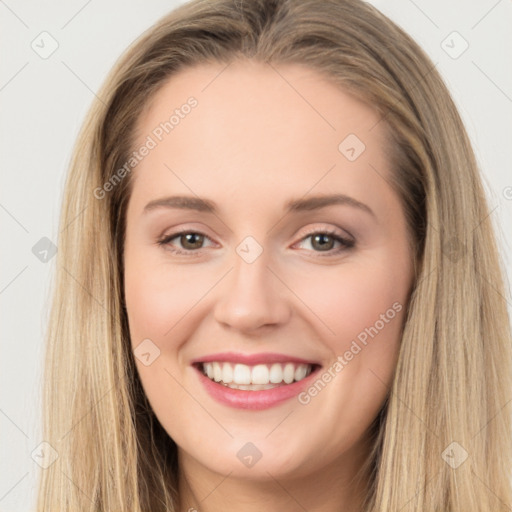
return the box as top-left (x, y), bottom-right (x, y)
top-left (124, 60), bottom-right (414, 482)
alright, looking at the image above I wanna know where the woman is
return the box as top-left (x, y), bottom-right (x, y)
top-left (37, 0), bottom-right (512, 510)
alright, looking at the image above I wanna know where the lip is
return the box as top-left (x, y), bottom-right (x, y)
top-left (192, 356), bottom-right (322, 410)
top-left (191, 351), bottom-right (320, 366)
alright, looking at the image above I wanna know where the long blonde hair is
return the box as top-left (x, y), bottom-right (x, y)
top-left (37, 0), bottom-right (512, 510)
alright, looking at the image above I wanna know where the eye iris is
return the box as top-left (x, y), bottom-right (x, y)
top-left (312, 233), bottom-right (334, 251)
top-left (181, 233), bottom-right (204, 249)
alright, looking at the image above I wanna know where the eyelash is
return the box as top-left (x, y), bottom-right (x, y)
top-left (156, 228), bottom-right (355, 258)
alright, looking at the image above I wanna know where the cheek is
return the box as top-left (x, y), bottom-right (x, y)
top-left (124, 253), bottom-right (206, 344)
top-left (287, 250), bottom-right (411, 422)
top-left (291, 256), bottom-right (409, 348)
top-left (289, 256), bottom-right (409, 448)
top-left (123, 254), bottom-right (208, 432)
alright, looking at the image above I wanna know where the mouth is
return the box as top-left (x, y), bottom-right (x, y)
top-left (196, 361), bottom-right (317, 391)
top-left (191, 352), bottom-right (323, 409)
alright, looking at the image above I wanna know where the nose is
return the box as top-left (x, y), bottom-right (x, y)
top-left (213, 249), bottom-right (291, 333)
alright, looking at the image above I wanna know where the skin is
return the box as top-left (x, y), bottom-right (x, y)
top-left (123, 60), bottom-right (415, 512)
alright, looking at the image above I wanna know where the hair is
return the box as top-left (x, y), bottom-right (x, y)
top-left (37, 0), bottom-right (512, 510)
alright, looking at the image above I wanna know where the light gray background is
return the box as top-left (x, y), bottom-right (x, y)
top-left (1, 1), bottom-right (511, 510)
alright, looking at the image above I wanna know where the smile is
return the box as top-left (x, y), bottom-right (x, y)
top-left (201, 362), bottom-right (314, 390)
top-left (191, 353), bottom-right (322, 410)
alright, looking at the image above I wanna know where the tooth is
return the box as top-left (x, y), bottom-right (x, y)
top-left (252, 364), bottom-right (270, 385)
top-left (213, 362), bottom-right (222, 382)
top-left (283, 363), bottom-right (295, 384)
top-left (269, 363), bottom-right (283, 383)
top-left (205, 363), bottom-right (214, 379)
top-left (259, 383), bottom-right (277, 390)
top-left (233, 364), bottom-right (251, 384)
top-left (222, 363), bottom-right (233, 383)
top-left (294, 364), bottom-right (308, 381)
top-left (204, 361), bottom-right (313, 386)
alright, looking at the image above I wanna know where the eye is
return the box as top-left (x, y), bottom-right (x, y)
top-left (157, 231), bottom-right (214, 256)
top-left (157, 228), bottom-right (355, 257)
top-left (295, 229), bottom-right (355, 256)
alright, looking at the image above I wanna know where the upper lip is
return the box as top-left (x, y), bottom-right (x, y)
top-left (191, 352), bottom-right (321, 366)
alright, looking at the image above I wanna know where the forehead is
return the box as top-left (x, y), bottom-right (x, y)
top-left (128, 60), bottom-right (393, 216)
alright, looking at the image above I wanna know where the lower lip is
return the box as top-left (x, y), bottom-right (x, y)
top-left (194, 366), bottom-right (321, 410)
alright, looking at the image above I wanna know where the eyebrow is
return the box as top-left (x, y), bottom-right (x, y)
top-left (143, 193), bottom-right (375, 218)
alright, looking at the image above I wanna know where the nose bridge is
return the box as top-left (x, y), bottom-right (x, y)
top-left (213, 238), bottom-right (289, 331)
